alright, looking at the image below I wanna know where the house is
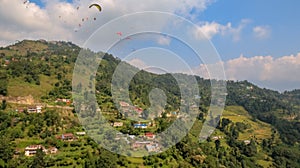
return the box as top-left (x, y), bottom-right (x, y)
top-left (75, 132), bottom-right (86, 136)
top-left (134, 123), bottom-right (147, 129)
top-left (55, 98), bottom-right (72, 105)
top-left (56, 133), bottom-right (77, 141)
top-left (120, 101), bottom-right (130, 107)
top-left (132, 141), bottom-right (151, 149)
top-left (27, 105), bottom-right (42, 113)
top-left (15, 108), bottom-right (25, 113)
top-left (36, 106), bottom-right (42, 113)
top-left (128, 135), bottom-right (136, 139)
top-left (113, 122), bottom-right (123, 127)
top-left (27, 106), bottom-right (37, 113)
top-left (212, 136), bottom-right (223, 141)
top-left (24, 145), bottom-right (47, 156)
top-left (244, 140), bottom-right (251, 145)
top-left (190, 105), bottom-right (198, 109)
top-left (145, 132), bottom-right (156, 139)
top-left (120, 101), bottom-right (131, 113)
top-left (133, 107), bottom-right (143, 115)
top-left (48, 147), bottom-right (58, 154)
top-left (146, 143), bottom-right (159, 152)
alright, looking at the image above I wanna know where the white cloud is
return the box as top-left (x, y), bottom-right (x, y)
top-left (192, 53), bottom-right (300, 91)
top-left (194, 21), bottom-right (227, 40)
top-left (126, 58), bottom-right (148, 70)
top-left (0, 0), bottom-right (213, 46)
top-left (194, 19), bottom-right (250, 41)
top-left (253, 26), bottom-right (271, 39)
top-left (157, 36), bottom-right (171, 46)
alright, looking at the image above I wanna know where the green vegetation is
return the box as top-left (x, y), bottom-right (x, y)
top-left (0, 40), bottom-right (299, 167)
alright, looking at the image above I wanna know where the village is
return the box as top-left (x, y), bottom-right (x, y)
top-left (0, 92), bottom-right (207, 156)
top-left (4, 97), bottom-right (181, 156)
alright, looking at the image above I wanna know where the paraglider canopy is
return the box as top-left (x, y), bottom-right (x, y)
top-left (116, 32), bottom-right (122, 36)
top-left (89, 4), bottom-right (102, 12)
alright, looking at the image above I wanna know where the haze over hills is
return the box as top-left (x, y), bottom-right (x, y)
top-left (0, 40), bottom-right (299, 167)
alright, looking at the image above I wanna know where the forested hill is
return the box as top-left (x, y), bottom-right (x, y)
top-left (0, 40), bottom-right (299, 167)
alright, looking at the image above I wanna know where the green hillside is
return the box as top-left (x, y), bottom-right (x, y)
top-left (0, 40), bottom-right (299, 167)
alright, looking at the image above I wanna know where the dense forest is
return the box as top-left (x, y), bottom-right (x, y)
top-left (0, 40), bottom-right (299, 167)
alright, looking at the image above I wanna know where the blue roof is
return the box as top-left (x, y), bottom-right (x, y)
top-left (134, 123), bottom-right (147, 126)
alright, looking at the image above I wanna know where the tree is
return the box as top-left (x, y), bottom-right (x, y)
top-left (221, 118), bottom-right (231, 131)
top-left (0, 137), bottom-right (14, 163)
top-left (1, 100), bottom-right (6, 110)
top-left (31, 148), bottom-right (45, 168)
top-left (0, 72), bottom-right (8, 96)
top-left (215, 139), bottom-right (221, 151)
top-left (243, 140), bottom-right (257, 157)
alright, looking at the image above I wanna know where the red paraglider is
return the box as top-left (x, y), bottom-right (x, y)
top-left (116, 32), bottom-right (122, 36)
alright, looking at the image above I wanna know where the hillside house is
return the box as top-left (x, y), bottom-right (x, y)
top-left (48, 147), bottom-right (58, 154)
top-left (132, 141), bottom-right (151, 149)
top-left (134, 123), bottom-right (147, 129)
top-left (24, 145), bottom-right (47, 156)
top-left (27, 105), bottom-right (42, 113)
top-left (146, 143), bottom-right (160, 152)
top-left (144, 132), bottom-right (156, 139)
top-left (15, 107), bottom-right (25, 113)
top-left (244, 140), bottom-right (251, 145)
top-left (56, 133), bottom-right (77, 141)
top-left (212, 136), bottom-right (223, 141)
top-left (75, 132), bottom-right (86, 136)
top-left (133, 107), bottom-right (143, 116)
top-left (120, 101), bottom-right (130, 107)
top-left (113, 122), bottom-right (124, 127)
top-left (55, 98), bottom-right (71, 105)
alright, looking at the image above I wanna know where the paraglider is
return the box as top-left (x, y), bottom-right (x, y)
top-left (23, 0), bottom-right (29, 8)
top-left (89, 4), bottom-right (102, 12)
top-left (116, 32), bottom-right (123, 36)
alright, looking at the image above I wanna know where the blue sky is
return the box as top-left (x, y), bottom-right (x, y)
top-left (1, 0), bottom-right (300, 91)
top-left (199, 0), bottom-right (300, 60)
top-left (13, 0), bottom-right (300, 60)
top-left (29, 0), bottom-right (73, 8)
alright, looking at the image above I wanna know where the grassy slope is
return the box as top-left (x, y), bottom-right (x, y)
top-left (222, 106), bottom-right (275, 167)
top-left (223, 106), bottom-right (272, 141)
top-left (7, 75), bottom-right (58, 100)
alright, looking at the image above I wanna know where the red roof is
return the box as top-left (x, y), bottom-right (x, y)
top-left (145, 132), bottom-right (155, 138)
top-left (120, 101), bottom-right (130, 107)
top-left (134, 107), bottom-right (143, 113)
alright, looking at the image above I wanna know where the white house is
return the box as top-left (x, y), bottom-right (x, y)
top-left (24, 145), bottom-right (47, 156)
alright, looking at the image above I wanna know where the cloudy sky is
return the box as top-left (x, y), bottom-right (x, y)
top-left (1, 0), bottom-right (300, 91)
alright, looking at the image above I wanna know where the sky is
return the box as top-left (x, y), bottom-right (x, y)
top-left (0, 0), bottom-right (300, 91)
